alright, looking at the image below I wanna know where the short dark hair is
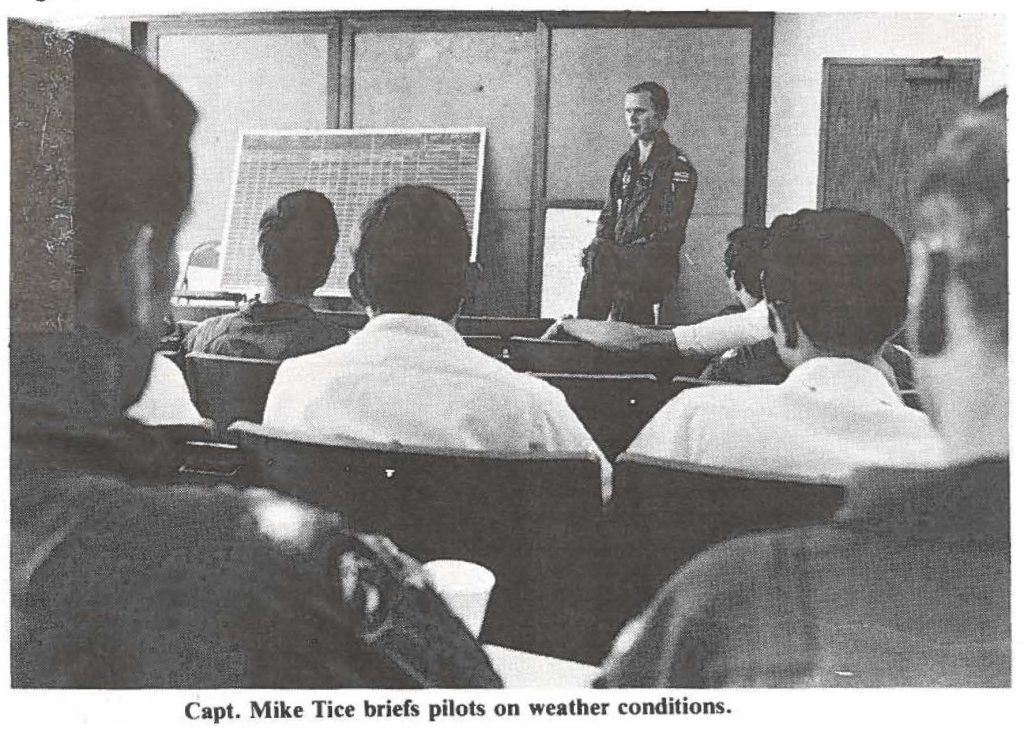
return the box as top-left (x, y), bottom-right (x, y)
top-left (626, 81), bottom-right (669, 117)
top-left (349, 185), bottom-right (471, 320)
top-left (724, 224), bottom-right (770, 299)
top-left (10, 20), bottom-right (196, 335)
top-left (258, 190), bottom-right (339, 295)
top-left (763, 209), bottom-right (908, 360)
top-left (916, 90), bottom-right (1007, 346)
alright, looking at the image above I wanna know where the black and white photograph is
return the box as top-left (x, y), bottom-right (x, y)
top-left (5, 0), bottom-right (1015, 725)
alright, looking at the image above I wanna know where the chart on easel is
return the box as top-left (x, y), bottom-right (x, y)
top-left (219, 129), bottom-right (485, 296)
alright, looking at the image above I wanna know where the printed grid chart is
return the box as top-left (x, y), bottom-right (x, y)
top-left (220, 130), bottom-right (484, 296)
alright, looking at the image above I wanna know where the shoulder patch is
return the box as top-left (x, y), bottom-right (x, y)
top-left (677, 154), bottom-right (689, 164)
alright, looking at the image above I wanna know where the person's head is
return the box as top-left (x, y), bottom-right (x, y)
top-left (910, 90), bottom-right (1007, 453)
top-left (348, 185), bottom-right (472, 322)
top-left (723, 224), bottom-right (769, 309)
top-left (624, 82), bottom-right (669, 143)
top-left (10, 21), bottom-right (196, 417)
top-left (762, 209), bottom-right (908, 371)
top-left (257, 190), bottom-right (339, 298)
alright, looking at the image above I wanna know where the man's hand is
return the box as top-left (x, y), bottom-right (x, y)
top-left (540, 317), bottom-right (572, 341)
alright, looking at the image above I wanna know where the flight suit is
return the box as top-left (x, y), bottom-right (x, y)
top-left (578, 129), bottom-right (697, 323)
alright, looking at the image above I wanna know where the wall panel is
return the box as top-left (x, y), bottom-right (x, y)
top-left (354, 31), bottom-right (535, 314)
top-left (158, 32), bottom-right (332, 254)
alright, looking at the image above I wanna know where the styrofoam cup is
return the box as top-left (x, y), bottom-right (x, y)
top-left (423, 560), bottom-right (495, 639)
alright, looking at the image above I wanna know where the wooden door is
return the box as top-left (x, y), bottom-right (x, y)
top-left (818, 58), bottom-right (979, 243)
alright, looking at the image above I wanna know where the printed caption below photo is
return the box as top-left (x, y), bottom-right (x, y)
top-left (185, 697), bottom-right (732, 723)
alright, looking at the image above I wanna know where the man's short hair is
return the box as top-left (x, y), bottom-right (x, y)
top-left (724, 224), bottom-right (770, 299)
top-left (763, 209), bottom-right (908, 360)
top-left (258, 190), bottom-right (339, 295)
top-left (626, 81), bottom-right (669, 117)
top-left (349, 185), bottom-right (471, 320)
top-left (916, 90), bottom-right (1007, 345)
top-left (10, 20), bottom-right (196, 335)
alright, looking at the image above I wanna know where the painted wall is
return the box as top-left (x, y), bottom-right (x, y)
top-left (766, 12), bottom-right (1006, 221)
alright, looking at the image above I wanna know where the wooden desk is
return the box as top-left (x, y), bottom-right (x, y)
top-left (484, 645), bottom-right (599, 688)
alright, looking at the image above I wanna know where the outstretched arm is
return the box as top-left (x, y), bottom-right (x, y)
top-left (542, 317), bottom-right (677, 354)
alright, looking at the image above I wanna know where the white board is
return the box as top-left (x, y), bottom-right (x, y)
top-left (540, 207), bottom-right (601, 319)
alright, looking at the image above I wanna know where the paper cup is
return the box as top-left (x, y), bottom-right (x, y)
top-left (423, 560), bottom-right (495, 639)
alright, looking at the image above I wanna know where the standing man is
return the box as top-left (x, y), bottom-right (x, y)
top-left (578, 81), bottom-right (697, 323)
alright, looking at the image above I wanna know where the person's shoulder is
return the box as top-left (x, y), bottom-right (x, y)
top-left (670, 155), bottom-right (696, 184)
top-left (278, 343), bottom-right (344, 371)
top-left (628, 382), bottom-right (765, 459)
top-left (473, 354), bottom-right (547, 392)
top-left (666, 381), bottom-right (764, 414)
top-left (611, 147), bottom-right (634, 172)
top-left (661, 524), bottom-right (838, 605)
top-left (661, 147), bottom-right (695, 190)
top-left (663, 138), bottom-right (696, 171)
top-left (479, 363), bottom-right (576, 412)
top-left (184, 311), bottom-right (240, 352)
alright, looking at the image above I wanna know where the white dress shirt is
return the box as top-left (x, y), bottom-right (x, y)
top-left (672, 300), bottom-right (770, 355)
top-left (627, 357), bottom-right (946, 483)
top-left (263, 313), bottom-right (612, 500)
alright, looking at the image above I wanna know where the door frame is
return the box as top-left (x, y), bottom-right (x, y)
top-left (816, 57), bottom-right (980, 209)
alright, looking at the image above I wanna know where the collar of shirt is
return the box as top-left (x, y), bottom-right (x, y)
top-left (841, 458), bottom-right (1008, 543)
top-left (782, 356), bottom-right (902, 407)
top-left (628, 129), bottom-right (672, 170)
top-left (351, 312), bottom-right (464, 348)
top-left (241, 300), bottom-right (316, 323)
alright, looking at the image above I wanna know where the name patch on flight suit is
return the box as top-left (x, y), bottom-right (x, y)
top-left (671, 169), bottom-right (691, 193)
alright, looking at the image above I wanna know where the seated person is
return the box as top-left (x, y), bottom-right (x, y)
top-left (263, 185), bottom-right (612, 499)
top-left (182, 189), bottom-right (350, 359)
top-left (695, 224), bottom-right (791, 384)
top-left (597, 92), bottom-right (1008, 687)
top-left (11, 22), bottom-right (498, 689)
top-left (697, 228), bottom-right (912, 391)
top-left (626, 208), bottom-right (946, 483)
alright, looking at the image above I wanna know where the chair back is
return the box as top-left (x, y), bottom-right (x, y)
top-left (509, 336), bottom-right (702, 378)
top-left (462, 335), bottom-right (508, 360)
top-left (456, 316), bottom-right (555, 339)
top-left (604, 454), bottom-right (845, 637)
top-left (184, 353), bottom-right (281, 430)
top-left (538, 374), bottom-right (707, 460)
top-left (229, 423), bottom-right (604, 662)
